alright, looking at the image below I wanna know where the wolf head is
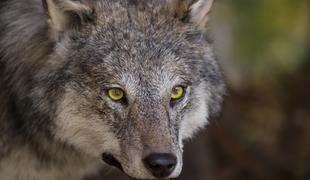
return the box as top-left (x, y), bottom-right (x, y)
top-left (36, 0), bottom-right (225, 179)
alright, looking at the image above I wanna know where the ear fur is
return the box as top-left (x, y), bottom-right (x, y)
top-left (169, 0), bottom-right (214, 28)
top-left (42, 0), bottom-right (94, 38)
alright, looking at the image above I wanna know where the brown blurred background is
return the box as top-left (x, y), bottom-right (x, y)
top-left (87, 0), bottom-right (310, 179)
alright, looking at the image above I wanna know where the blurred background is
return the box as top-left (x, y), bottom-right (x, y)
top-left (88, 0), bottom-right (309, 179)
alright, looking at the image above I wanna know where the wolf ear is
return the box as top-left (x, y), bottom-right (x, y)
top-left (169, 0), bottom-right (214, 28)
top-left (42, 0), bottom-right (94, 38)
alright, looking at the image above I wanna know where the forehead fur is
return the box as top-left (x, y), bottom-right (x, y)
top-left (65, 0), bottom-right (208, 85)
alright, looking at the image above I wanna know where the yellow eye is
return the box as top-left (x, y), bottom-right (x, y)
top-left (108, 88), bottom-right (124, 101)
top-left (171, 86), bottom-right (185, 100)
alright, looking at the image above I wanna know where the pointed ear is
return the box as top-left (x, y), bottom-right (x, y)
top-left (42, 0), bottom-right (94, 38)
top-left (169, 0), bottom-right (214, 28)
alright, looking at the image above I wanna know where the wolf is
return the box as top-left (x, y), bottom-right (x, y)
top-left (0, 0), bottom-right (225, 179)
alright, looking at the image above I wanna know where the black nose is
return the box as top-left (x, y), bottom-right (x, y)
top-left (143, 153), bottom-right (177, 178)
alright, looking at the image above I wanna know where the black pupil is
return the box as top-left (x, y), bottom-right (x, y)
top-left (173, 87), bottom-right (180, 94)
top-left (114, 89), bottom-right (121, 96)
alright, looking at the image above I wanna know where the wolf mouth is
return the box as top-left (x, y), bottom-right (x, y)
top-left (101, 153), bottom-right (123, 172)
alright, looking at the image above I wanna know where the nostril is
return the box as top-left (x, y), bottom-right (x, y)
top-left (167, 164), bottom-right (174, 170)
top-left (143, 153), bottom-right (177, 178)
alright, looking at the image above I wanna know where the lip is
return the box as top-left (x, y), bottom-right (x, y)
top-left (101, 153), bottom-right (123, 172)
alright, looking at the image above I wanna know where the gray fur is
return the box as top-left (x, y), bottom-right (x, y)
top-left (0, 0), bottom-right (225, 179)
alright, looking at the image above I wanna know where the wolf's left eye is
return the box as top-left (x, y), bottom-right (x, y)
top-left (170, 85), bottom-right (186, 102)
top-left (108, 88), bottom-right (125, 101)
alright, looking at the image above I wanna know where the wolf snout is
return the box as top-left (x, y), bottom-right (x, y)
top-left (143, 153), bottom-right (177, 178)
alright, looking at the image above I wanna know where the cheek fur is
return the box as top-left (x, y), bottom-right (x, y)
top-left (179, 84), bottom-right (210, 142)
top-left (54, 88), bottom-right (121, 157)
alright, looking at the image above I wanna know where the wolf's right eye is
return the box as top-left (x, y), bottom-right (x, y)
top-left (108, 88), bottom-right (125, 101)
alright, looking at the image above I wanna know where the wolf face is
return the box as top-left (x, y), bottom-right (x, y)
top-left (0, 0), bottom-right (225, 179)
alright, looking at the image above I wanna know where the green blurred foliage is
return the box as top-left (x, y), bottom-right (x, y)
top-left (204, 1), bottom-right (310, 180)
top-left (215, 0), bottom-right (308, 79)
